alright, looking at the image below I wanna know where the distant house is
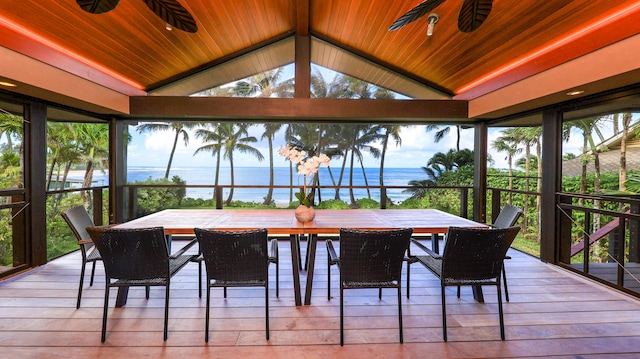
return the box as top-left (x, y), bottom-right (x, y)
top-left (562, 128), bottom-right (640, 178)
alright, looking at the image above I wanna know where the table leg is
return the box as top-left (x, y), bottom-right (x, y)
top-left (115, 287), bottom-right (129, 307)
top-left (472, 285), bottom-right (484, 302)
top-left (431, 233), bottom-right (439, 253)
top-left (289, 234), bottom-right (302, 306)
top-left (304, 234), bottom-right (318, 305)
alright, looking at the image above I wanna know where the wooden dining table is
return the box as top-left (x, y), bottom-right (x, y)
top-left (114, 208), bottom-right (487, 306)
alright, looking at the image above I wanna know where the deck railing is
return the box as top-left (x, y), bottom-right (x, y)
top-left (557, 192), bottom-right (640, 297)
top-left (122, 183), bottom-right (472, 221)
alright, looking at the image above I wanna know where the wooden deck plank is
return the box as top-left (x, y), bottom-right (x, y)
top-left (1, 239), bottom-right (640, 358)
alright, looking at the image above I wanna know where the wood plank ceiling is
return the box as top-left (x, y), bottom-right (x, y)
top-left (1, 0), bottom-right (640, 100)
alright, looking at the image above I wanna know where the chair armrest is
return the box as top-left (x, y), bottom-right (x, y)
top-left (169, 237), bottom-right (198, 259)
top-left (410, 238), bottom-right (442, 259)
top-left (78, 239), bottom-right (93, 245)
top-left (326, 239), bottom-right (340, 265)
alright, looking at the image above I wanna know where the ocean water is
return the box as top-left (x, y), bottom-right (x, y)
top-left (87, 166), bottom-right (427, 205)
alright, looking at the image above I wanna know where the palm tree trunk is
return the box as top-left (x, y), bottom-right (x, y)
top-left (379, 132), bottom-right (388, 187)
top-left (349, 149), bottom-right (356, 206)
top-left (225, 153), bottom-right (235, 205)
top-left (507, 156), bottom-right (513, 204)
top-left (165, 130), bottom-right (180, 179)
top-left (359, 160), bottom-right (371, 198)
top-left (263, 137), bottom-right (274, 205)
top-left (335, 153), bottom-right (348, 200)
top-left (620, 113), bottom-right (631, 191)
top-left (46, 158), bottom-right (57, 191)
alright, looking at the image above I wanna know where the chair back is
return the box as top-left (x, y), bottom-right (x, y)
top-left (339, 228), bottom-right (413, 284)
top-left (61, 205), bottom-right (96, 251)
top-left (86, 226), bottom-right (169, 281)
top-left (194, 228), bottom-right (269, 282)
top-left (441, 226), bottom-right (520, 281)
top-left (493, 204), bottom-right (523, 228)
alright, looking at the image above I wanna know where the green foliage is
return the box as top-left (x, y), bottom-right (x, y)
top-left (295, 189), bottom-right (313, 207)
top-left (396, 198), bottom-right (427, 209)
top-left (315, 199), bottom-right (350, 209)
top-left (180, 197), bottom-right (217, 208)
top-left (133, 176), bottom-right (188, 216)
top-left (0, 209), bottom-right (14, 266)
top-left (224, 200), bottom-right (276, 209)
top-left (355, 198), bottom-right (380, 209)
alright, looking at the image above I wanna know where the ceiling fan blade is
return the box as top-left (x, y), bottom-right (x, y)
top-left (457, 0), bottom-right (493, 32)
top-left (142, 0), bottom-right (198, 33)
top-left (76, 0), bottom-right (120, 14)
top-left (388, 0), bottom-right (446, 31)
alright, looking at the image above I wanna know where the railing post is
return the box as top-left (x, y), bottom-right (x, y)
top-left (629, 201), bottom-right (640, 262)
top-left (380, 187), bottom-right (387, 209)
top-left (558, 195), bottom-right (573, 264)
top-left (583, 211), bottom-right (591, 273)
top-left (460, 187), bottom-right (468, 218)
top-left (92, 188), bottom-right (103, 226)
top-left (491, 189), bottom-right (501, 223)
top-left (615, 216), bottom-right (627, 286)
top-left (128, 187), bottom-right (137, 221)
top-left (215, 186), bottom-right (223, 209)
top-left (11, 193), bottom-right (26, 267)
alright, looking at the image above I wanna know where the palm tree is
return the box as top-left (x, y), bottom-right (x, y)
top-left (619, 113), bottom-right (633, 192)
top-left (566, 116), bottom-right (606, 230)
top-left (136, 121), bottom-right (197, 179)
top-left (197, 123), bottom-right (264, 205)
top-left (73, 123), bottom-right (109, 193)
top-left (261, 123), bottom-right (282, 205)
top-left (492, 132), bottom-right (521, 204)
top-left (342, 125), bottom-right (382, 205)
top-left (378, 125), bottom-right (403, 195)
top-left (194, 123), bottom-right (224, 197)
top-left (426, 124), bottom-right (462, 151)
top-left (0, 109), bottom-right (23, 152)
top-left (234, 68), bottom-right (295, 98)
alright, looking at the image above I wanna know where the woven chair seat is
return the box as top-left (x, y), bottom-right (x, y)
top-left (343, 280), bottom-right (399, 288)
top-left (211, 279), bottom-right (266, 287)
top-left (86, 247), bottom-right (102, 261)
top-left (113, 277), bottom-right (167, 286)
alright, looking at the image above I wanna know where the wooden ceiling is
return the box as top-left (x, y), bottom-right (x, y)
top-left (1, 0), bottom-right (640, 102)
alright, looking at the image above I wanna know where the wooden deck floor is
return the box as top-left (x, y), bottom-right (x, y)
top-left (2, 238), bottom-right (640, 358)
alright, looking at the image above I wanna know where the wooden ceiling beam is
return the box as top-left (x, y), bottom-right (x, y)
top-left (129, 96), bottom-right (468, 122)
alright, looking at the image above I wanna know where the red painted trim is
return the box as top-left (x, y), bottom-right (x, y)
top-left (455, 2), bottom-right (640, 100)
top-left (0, 17), bottom-right (146, 96)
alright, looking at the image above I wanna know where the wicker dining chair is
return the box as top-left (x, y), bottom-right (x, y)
top-left (194, 228), bottom-right (277, 342)
top-left (327, 227), bottom-right (413, 346)
top-left (86, 226), bottom-right (197, 342)
top-left (412, 226), bottom-right (521, 341)
top-left (487, 204), bottom-right (523, 302)
top-left (61, 205), bottom-right (103, 309)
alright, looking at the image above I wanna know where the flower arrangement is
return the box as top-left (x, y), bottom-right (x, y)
top-left (278, 144), bottom-right (330, 207)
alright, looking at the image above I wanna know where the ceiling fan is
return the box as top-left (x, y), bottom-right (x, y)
top-left (388, 0), bottom-right (492, 33)
top-left (76, 0), bottom-right (198, 33)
